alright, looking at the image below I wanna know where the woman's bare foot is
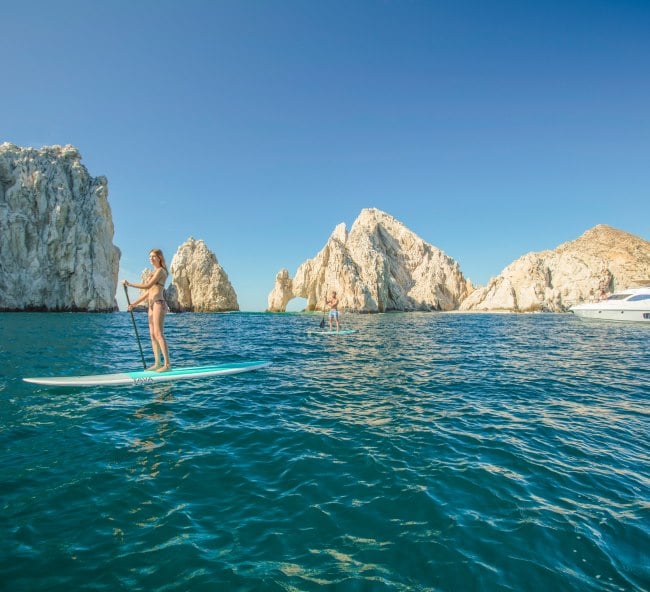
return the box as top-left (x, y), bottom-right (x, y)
top-left (156, 364), bottom-right (171, 373)
top-left (146, 364), bottom-right (161, 371)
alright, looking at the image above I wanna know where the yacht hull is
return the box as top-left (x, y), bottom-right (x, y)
top-left (570, 308), bottom-right (650, 322)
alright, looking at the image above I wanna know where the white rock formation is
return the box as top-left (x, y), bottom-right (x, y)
top-left (0, 143), bottom-right (120, 311)
top-left (165, 237), bottom-right (239, 312)
top-left (268, 208), bottom-right (471, 312)
top-left (267, 269), bottom-right (294, 312)
top-left (460, 224), bottom-right (650, 312)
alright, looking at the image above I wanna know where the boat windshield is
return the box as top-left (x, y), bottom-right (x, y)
top-left (628, 294), bottom-right (650, 301)
top-left (607, 293), bottom-right (632, 300)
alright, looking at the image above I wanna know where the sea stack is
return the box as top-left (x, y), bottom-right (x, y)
top-left (0, 143), bottom-right (120, 311)
top-left (165, 237), bottom-right (239, 312)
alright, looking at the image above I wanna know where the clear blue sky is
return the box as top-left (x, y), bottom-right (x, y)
top-left (3, 0), bottom-right (649, 311)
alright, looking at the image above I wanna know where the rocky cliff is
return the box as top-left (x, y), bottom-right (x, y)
top-left (0, 143), bottom-right (120, 311)
top-left (164, 237), bottom-right (239, 312)
top-left (460, 225), bottom-right (650, 312)
top-left (268, 208), bottom-right (471, 312)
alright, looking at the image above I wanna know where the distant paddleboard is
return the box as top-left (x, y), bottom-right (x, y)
top-left (306, 329), bottom-right (357, 336)
top-left (23, 360), bottom-right (272, 387)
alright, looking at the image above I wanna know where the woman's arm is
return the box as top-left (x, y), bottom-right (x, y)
top-left (128, 292), bottom-right (148, 310)
top-left (125, 268), bottom-right (164, 290)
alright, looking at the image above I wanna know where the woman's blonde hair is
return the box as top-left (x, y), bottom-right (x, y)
top-left (150, 248), bottom-right (168, 272)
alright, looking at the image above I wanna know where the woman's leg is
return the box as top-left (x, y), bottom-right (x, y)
top-left (151, 302), bottom-right (171, 372)
top-left (146, 307), bottom-right (162, 370)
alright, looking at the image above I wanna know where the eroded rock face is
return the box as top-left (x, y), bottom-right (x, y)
top-left (460, 225), bottom-right (650, 312)
top-left (165, 237), bottom-right (239, 312)
top-left (267, 268), bottom-right (294, 312)
top-left (268, 208), bottom-right (471, 312)
top-left (0, 143), bottom-right (120, 311)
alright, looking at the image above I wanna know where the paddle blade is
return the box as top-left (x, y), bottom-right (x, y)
top-left (319, 318), bottom-right (325, 328)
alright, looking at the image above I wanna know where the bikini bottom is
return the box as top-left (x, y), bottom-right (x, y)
top-left (149, 298), bottom-right (168, 311)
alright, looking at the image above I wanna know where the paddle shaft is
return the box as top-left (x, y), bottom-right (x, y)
top-left (320, 286), bottom-right (329, 327)
top-left (123, 284), bottom-right (147, 369)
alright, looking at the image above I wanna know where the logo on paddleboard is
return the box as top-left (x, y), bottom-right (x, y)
top-left (132, 376), bottom-right (155, 385)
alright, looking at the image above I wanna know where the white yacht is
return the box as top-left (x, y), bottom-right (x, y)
top-left (570, 284), bottom-right (650, 323)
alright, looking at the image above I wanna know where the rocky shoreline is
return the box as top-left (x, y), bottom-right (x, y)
top-left (2, 143), bottom-right (649, 313)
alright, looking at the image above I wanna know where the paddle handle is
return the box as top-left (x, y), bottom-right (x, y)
top-left (123, 283), bottom-right (147, 369)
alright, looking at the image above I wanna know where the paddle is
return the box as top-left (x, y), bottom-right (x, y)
top-left (123, 283), bottom-right (147, 369)
top-left (320, 287), bottom-right (328, 328)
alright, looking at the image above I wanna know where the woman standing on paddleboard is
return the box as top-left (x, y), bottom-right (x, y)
top-left (123, 249), bottom-right (171, 372)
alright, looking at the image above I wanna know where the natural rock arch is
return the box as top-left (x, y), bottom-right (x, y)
top-left (267, 208), bottom-right (471, 313)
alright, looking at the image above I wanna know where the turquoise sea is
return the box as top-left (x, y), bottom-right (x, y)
top-left (1, 311), bottom-right (648, 591)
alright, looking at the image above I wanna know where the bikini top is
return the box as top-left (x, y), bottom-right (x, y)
top-left (155, 269), bottom-right (168, 287)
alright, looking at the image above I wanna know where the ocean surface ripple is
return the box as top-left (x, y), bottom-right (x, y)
top-left (1, 312), bottom-right (648, 591)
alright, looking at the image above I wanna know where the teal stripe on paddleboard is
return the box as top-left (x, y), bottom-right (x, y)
top-left (306, 329), bottom-right (357, 335)
top-left (125, 361), bottom-right (270, 379)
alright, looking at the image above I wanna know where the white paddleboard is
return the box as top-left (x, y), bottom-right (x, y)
top-left (23, 360), bottom-right (272, 387)
top-left (306, 329), bottom-right (357, 336)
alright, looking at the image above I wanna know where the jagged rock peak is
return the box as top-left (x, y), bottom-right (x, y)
top-left (268, 207), bottom-right (472, 312)
top-left (0, 143), bottom-right (120, 311)
top-left (460, 224), bottom-right (650, 312)
top-left (165, 237), bottom-right (239, 312)
top-left (559, 223), bottom-right (643, 253)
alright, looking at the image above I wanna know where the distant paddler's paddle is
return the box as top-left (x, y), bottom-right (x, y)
top-left (320, 286), bottom-right (328, 328)
top-left (123, 283), bottom-right (147, 369)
